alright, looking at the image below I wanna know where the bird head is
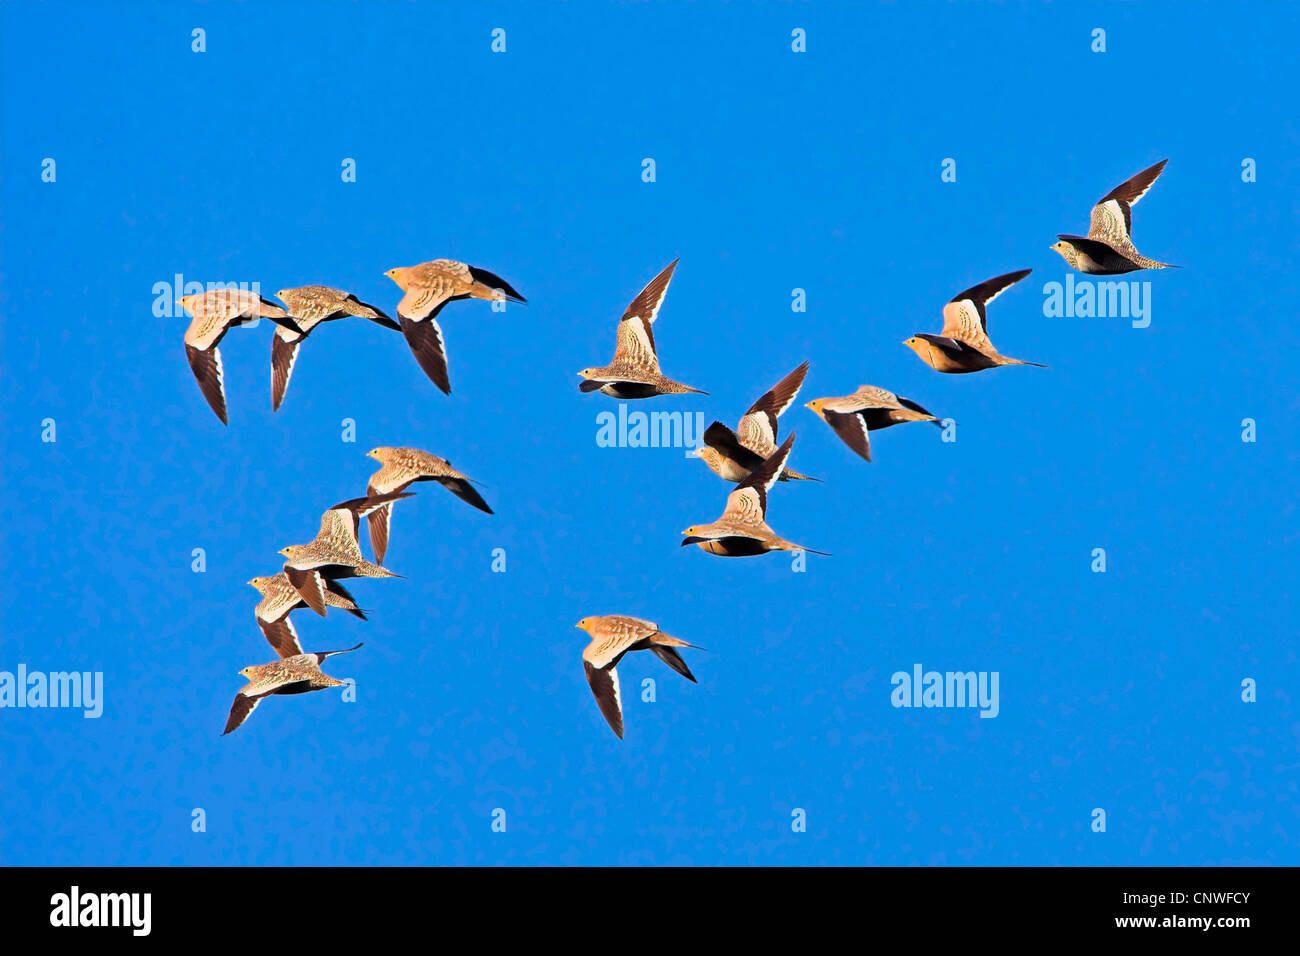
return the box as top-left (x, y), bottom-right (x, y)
top-left (383, 267), bottom-right (405, 287)
top-left (902, 336), bottom-right (927, 358)
top-left (576, 368), bottom-right (597, 379)
top-left (278, 546), bottom-right (301, 560)
top-left (1049, 241), bottom-right (1078, 267)
top-left (575, 618), bottom-right (593, 634)
top-left (238, 666), bottom-right (255, 678)
top-left (804, 398), bottom-right (828, 420)
top-left (247, 576), bottom-right (270, 591)
top-left (367, 447), bottom-right (390, 461)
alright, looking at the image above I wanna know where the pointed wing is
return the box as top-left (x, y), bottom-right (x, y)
top-left (223, 693), bottom-right (264, 735)
top-left (650, 645), bottom-right (697, 683)
top-left (366, 502), bottom-right (393, 565)
top-left (399, 312), bottom-right (451, 394)
top-left (271, 332), bottom-right (301, 412)
top-left (940, 270), bottom-right (1031, 349)
top-left (257, 615), bottom-right (304, 658)
top-left (342, 296), bottom-right (401, 330)
top-left (722, 432), bottom-right (795, 523)
top-left (285, 566), bottom-right (327, 616)
top-left (436, 476), bottom-right (494, 514)
top-left (823, 409), bottom-right (872, 462)
top-left (611, 260), bottom-right (677, 369)
top-left (185, 344), bottom-right (228, 425)
top-left (737, 361), bottom-right (808, 452)
top-left (467, 265), bottom-right (526, 303)
top-left (584, 662), bottom-right (624, 739)
top-left (1089, 159), bottom-right (1167, 247)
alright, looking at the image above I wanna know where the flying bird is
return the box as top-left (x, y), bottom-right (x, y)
top-left (179, 288), bottom-right (302, 424)
top-left (903, 270), bottom-right (1045, 373)
top-left (384, 259), bottom-right (525, 394)
top-left (222, 643), bottom-right (362, 735)
top-left (249, 572), bottom-right (366, 658)
top-left (577, 259), bottom-right (707, 398)
top-left (695, 362), bottom-right (818, 482)
top-left (576, 615), bottom-right (700, 739)
top-left (364, 446), bottom-right (493, 564)
top-left (1051, 160), bottom-right (1177, 274)
top-left (805, 386), bottom-right (942, 463)
top-left (279, 492), bottom-right (411, 616)
top-left (682, 433), bottom-right (826, 557)
top-left (271, 285), bottom-right (400, 411)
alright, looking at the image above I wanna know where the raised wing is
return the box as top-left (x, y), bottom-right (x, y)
top-left (722, 432), bottom-right (795, 523)
top-left (738, 361), bottom-right (808, 452)
top-left (941, 270), bottom-right (1031, 350)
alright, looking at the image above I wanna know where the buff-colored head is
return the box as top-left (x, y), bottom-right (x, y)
top-left (1049, 240), bottom-right (1078, 268)
top-left (247, 576), bottom-right (273, 592)
top-left (575, 617), bottom-right (596, 635)
top-left (804, 398), bottom-right (828, 421)
top-left (367, 447), bottom-right (393, 462)
top-left (383, 267), bottom-right (408, 288)
top-left (238, 666), bottom-right (256, 678)
top-left (278, 545), bottom-right (305, 560)
top-left (902, 336), bottom-right (928, 360)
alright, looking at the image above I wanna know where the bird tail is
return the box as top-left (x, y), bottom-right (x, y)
top-left (653, 632), bottom-right (703, 650)
top-left (783, 468), bottom-right (821, 482)
top-left (1003, 357), bottom-right (1048, 369)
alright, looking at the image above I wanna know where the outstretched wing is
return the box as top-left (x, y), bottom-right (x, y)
top-left (584, 662), bottom-right (624, 739)
top-left (940, 270), bottom-right (1031, 350)
top-left (1089, 159), bottom-right (1167, 248)
top-left (722, 432), bottom-right (795, 523)
top-left (737, 361), bottom-right (808, 452)
top-left (611, 260), bottom-right (677, 369)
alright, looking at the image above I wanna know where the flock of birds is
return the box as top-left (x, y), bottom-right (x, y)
top-left (182, 159), bottom-right (1178, 739)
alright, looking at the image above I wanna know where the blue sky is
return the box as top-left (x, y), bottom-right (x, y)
top-left (1, 1), bottom-right (1296, 866)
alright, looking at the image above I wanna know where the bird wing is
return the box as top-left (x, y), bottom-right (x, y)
top-left (184, 344), bottom-right (229, 425)
top-left (399, 311), bottom-right (451, 394)
top-left (823, 409), bottom-right (873, 462)
top-left (737, 361), bottom-right (808, 452)
top-left (222, 692), bottom-right (265, 735)
top-left (257, 615), bottom-right (305, 659)
top-left (342, 295), bottom-right (401, 330)
top-left (940, 270), bottom-right (1031, 350)
top-left (435, 476), bottom-right (494, 514)
top-left (467, 265), bottom-right (526, 303)
top-left (722, 432), bottom-right (795, 523)
top-left (611, 260), bottom-right (677, 369)
top-left (270, 331), bottom-right (301, 412)
top-left (284, 566), bottom-right (328, 616)
top-left (1089, 159), bottom-right (1167, 248)
top-left (583, 661), bottom-right (624, 739)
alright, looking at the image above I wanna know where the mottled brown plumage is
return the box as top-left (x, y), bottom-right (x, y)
top-left (271, 285), bottom-right (400, 411)
top-left (249, 572), bottom-right (365, 658)
top-left (696, 362), bottom-right (816, 481)
top-left (279, 493), bottom-right (411, 616)
top-left (222, 643), bottom-right (362, 735)
top-left (577, 615), bottom-right (700, 739)
top-left (682, 433), bottom-right (826, 557)
top-left (577, 260), bottom-right (707, 398)
top-left (179, 288), bottom-right (301, 424)
top-left (1052, 160), bottom-right (1177, 274)
top-left (806, 386), bottom-right (942, 463)
top-left (384, 259), bottom-right (525, 394)
top-left (364, 446), bottom-right (493, 563)
top-left (903, 270), bottom-right (1044, 373)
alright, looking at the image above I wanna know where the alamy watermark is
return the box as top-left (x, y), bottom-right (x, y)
top-left (891, 663), bottom-right (999, 718)
top-left (152, 274), bottom-right (266, 319)
top-left (1, 665), bottom-right (104, 718)
top-left (596, 405), bottom-right (707, 456)
top-left (1043, 275), bottom-right (1152, 328)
